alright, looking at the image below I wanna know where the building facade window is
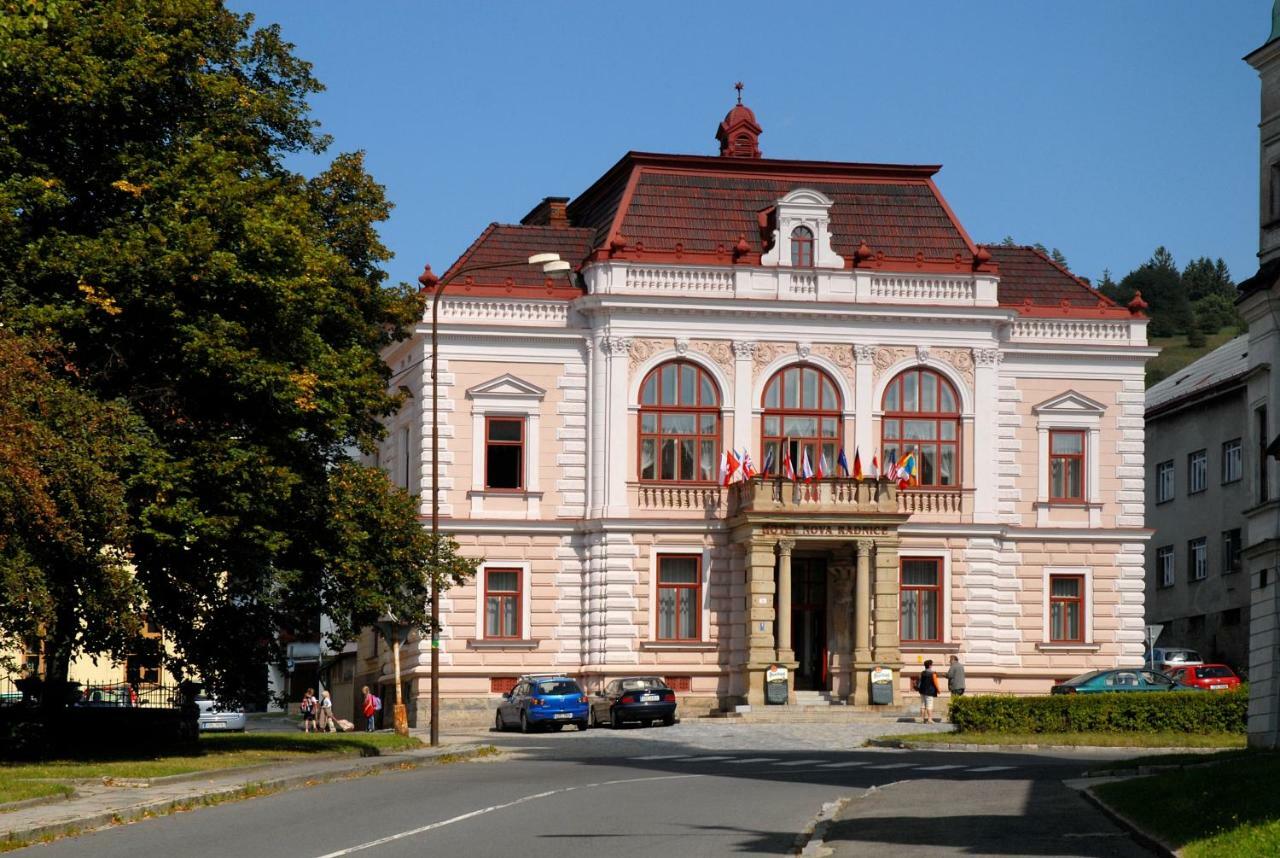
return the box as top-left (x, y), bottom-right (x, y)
top-left (484, 416), bottom-right (524, 490)
top-left (656, 555), bottom-right (701, 641)
top-left (900, 557), bottom-right (942, 643)
top-left (1049, 429), bottom-right (1085, 502)
top-left (1222, 528), bottom-right (1242, 574)
top-left (1223, 439), bottom-right (1242, 483)
top-left (762, 364), bottom-right (841, 476)
top-left (882, 368), bottom-right (961, 487)
top-left (1157, 545), bottom-right (1175, 588)
top-left (484, 568), bottom-right (521, 639)
top-left (1156, 460), bottom-right (1175, 503)
top-left (1188, 537), bottom-right (1207, 581)
top-left (1048, 574), bottom-right (1084, 643)
top-left (790, 225), bottom-right (814, 267)
top-left (639, 360), bottom-right (721, 482)
top-left (1188, 449), bottom-right (1207, 494)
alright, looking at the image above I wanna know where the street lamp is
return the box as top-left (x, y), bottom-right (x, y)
top-left (415, 252), bottom-right (570, 746)
top-left (374, 611), bottom-right (413, 736)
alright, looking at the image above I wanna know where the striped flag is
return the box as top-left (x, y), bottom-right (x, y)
top-left (721, 448), bottom-right (741, 486)
top-left (762, 446), bottom-right (775, 475)
top-left (800, 448), bottom-right (815, 481)
top-left (816, 450), bottom-right (829, 480)
top-left (783, 448), bottom-right (796, 480)
top-left (869, 450), bottom-right (880, 480)
top-left (852, 446), bottom-right (864, 480)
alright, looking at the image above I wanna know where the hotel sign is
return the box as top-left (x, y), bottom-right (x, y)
top-left (759, 524), bottom-right (890, 537)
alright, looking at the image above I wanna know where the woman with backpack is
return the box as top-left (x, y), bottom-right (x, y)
top-left (300, 688), bottom-right (317, 733)
top-left (361, 685), bottom-right (380, 732)
top-left (917, 660), bottom-right (939, 724)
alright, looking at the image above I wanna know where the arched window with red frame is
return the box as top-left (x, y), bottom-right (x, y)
top-left (762, 364), bottom-right (842, 476)
top-left (638, 360), bottom-right (721, 482)
top-left (790, 226), bottom-right (814, 267)
top-left (881, 367), bottom-right (961, 487)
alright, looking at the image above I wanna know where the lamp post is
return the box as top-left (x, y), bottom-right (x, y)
top-left (415, 253), bottom-right (569, 746)
top-left (374, 611), bottom-right (413, 736)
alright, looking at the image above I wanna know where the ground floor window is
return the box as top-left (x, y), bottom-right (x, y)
top-left (900, 557), bottom-right (941, 642)
top-left (484, 567), bottom-right (521, 639)
top-left (1048, 574), bottom-right (1084, 643)
top-left (657, 555), bottom-right (700, 640)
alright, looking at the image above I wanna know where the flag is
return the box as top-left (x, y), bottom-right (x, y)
top-left (884, 454), bottom-right (898, 482)
top-left (801, 447), bottom-right (815, 481)
top-left (836, 448), bottom-right (850, 477)
top-left (896, 449), bottom-right (917, 488)
top-left (740, 449), bottom-right (757, 479)
top-left (721, 448), bottom-right (741, 486)
top-left (762, 446), bottom-right (775, 475)
top-left (852, 446), bottom-right (863, 480)
top-left (782, 448), bottom-right (796, 480)
top-left (869, 450), bottom-right (880, 480)
top-left (816, 450), bottom-right (829, 480)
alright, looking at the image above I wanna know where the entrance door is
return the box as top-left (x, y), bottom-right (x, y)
top-left (791, 558), bottom-right (828, 691)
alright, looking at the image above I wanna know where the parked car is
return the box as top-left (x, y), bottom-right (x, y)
top-left (1050, 668), bottom-right (1200, 694)
top-left (77, 684), bottom-right (137, 707)
top-left (1146, 647), bottom-right (1203, 672)
top-left (589, 676), bottom-right (677, 728)
top-left (196, 697), bottom-right (247, 732)
top-left (1163, 663), bottom-right (1242, 691)
top-left (494, 675), bottom-right (588, 733)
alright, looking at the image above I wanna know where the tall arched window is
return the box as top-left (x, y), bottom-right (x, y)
top-left (762, 364), bottom-right (841, 475)
top-left (881, 368), bottom-right (961, 487)
top-left (638, 360), bottom-right (721, 482)
top-left (790, 226), bottom-right (814, 267)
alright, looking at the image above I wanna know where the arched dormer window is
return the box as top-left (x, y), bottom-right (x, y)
top-left (790, 226), bottom-right (814, 267)
top-left (639, 360), bottom-right (721, 482)
top-left (762, 364), bottom-right (841, 475)
top-left (881, 368), bottom-right (961, 487)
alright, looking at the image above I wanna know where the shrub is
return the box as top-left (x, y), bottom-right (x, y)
top-left (949, 689), bottom-right (1247, 735)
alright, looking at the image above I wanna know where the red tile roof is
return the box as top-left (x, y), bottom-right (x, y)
top-left (436, 223), bottom-right (594, 298)
top-left (984, 244), bottom-right (1119, 311)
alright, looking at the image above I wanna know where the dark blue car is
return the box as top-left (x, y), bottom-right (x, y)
top-left (589, 676), bottom-right (677, 728)
top-left (495, 676), bottom-right (589, 733)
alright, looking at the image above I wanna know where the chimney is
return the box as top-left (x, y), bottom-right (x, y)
top-left (520, 196), bottom-right (571, 228)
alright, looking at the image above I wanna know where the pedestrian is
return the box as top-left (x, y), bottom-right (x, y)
top-left (946, 655), bottom-right (966, 698)
top-left (317, 689), bottom-right (333, 732)
top-left (362, 685), bottom-right (377, 732)
top-left (300, 688), bottom-right (317, 733)
top-left (917, 659), bottom-right (939, 723)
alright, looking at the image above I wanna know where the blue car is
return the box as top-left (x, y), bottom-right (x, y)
top-left (1050, 668), bottom-right (1200, 694)
top-left (495, 675), bottom-right (589, 733)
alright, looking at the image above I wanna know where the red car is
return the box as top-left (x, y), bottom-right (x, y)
top-left (1164, 663), bottom-right (1241, 691)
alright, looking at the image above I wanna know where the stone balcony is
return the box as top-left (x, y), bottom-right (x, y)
top-left (727, 478), bottom-right (972, 521)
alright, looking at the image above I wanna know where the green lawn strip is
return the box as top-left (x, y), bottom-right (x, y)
top-left (1085, 748), bottom-right (1252, 774)
top-left (1092, 751), bottom-right (1280, 856)
top-left (0, 781), bottom-right (73, 806)
top-left (1, 733), bottom-right (422, 812)
top-left (876, 731), bottom-right (1244, 748)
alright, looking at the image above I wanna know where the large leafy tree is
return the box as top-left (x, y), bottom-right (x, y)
top-left (0, 1), bottom-right (472, 701)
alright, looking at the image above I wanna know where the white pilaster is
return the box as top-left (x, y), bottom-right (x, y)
top-left (973, 347), bottom-right (1000, 519)
top-left (604, 336), bottom-right (631, 516)
top-left (732, 340), bottom-right (755, 449)
top-left (854, 345), bottom-right (875, 460)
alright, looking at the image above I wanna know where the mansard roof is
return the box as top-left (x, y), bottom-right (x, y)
top-left (437, 222), bottom-right (594, 298)
top-left (984, 244), bottom-right (1121, 313)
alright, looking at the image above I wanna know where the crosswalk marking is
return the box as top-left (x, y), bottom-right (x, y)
top-left (819, 761), bottom-right (868, 768)
top-left (775, 759), bottom-right (826, 766)
top-left (631, 754), bottom-right (687, 761)
top-left (867, 762), bottom-right (916, 770)
top-left (916, 764), bottom-right (964, 771)
top-left (726, 757), bottom-right (778, 764)
top-left (967, 765), bottom-right (1014, 773)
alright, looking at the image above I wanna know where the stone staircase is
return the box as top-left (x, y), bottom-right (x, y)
top-left (705, 689), bottom-right (941, 723)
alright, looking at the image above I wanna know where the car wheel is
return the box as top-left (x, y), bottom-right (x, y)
top-left (662, 715), bottom-right (676, 727)
top-left (494, 710), bottom-right (505, 732)
top-left (577, 720), bottom-right (588, 731)
top-left (609, 708), bottom-right (623, 729)
top-left (520, 711), bottom-right (532, 734)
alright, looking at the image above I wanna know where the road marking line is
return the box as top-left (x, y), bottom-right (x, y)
top-left (631, 754), bottom-right (687, 760)
top-left (679, 755), bottom-right (735, 762)
top-left (726, 757), bottom-right (779, 764)
top-left (867, 763), bottom-right (916, 769)
top-left (313, 773), bottom-right (703, 857)
top-left (775, 759), bottom-right (826, 766)
top-left (916, 764), bottom-right (964, 771)
top-left (967, 765), bottom-right (1015, 773)
top-left (820, 761), bottom-right (869, 768)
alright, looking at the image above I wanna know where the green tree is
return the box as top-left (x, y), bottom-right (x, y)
top-left (1118, 247), bottom-right (1190, 338)
top-left (1183, 256), bottom-right (1235, 302)
top-left (0, 1), bottom-right (470, 701)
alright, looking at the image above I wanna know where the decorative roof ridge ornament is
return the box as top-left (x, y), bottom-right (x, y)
top-left (716, 83), bottom-right (762, 159)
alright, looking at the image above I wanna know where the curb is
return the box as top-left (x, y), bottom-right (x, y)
top-left (866, 738), bottom-right (1229, 753)
top-left (2, 743), bottom-right (486, 848)
top-left (0, 792), bottom-right (74, 813)
top-left (1079, 784), bottom-right (1178, 858)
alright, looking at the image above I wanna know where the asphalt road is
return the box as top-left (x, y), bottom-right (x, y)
top-left (27, 725), bottom-right (1150, 857)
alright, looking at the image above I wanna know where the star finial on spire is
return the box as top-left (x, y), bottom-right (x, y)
top-left (734, 81), bottom-right (744, 105)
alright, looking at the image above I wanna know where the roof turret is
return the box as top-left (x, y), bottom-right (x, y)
top-left (716, 82), bottom-right (762, 158)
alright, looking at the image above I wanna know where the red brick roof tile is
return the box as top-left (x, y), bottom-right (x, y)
top-left (437, 223), bottom-right (594, 298)
top-left (985, 244), bottom-right (1117, 310)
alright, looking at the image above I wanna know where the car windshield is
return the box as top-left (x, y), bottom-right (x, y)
top-left (1196, 666), bottom-right (1234, 679)
top-left (1063, 670), bottom-right (1105, 686)
top-left (619, 678), bottom-right (666, 691)
top-left (534, 680), bottom-right (580, 695)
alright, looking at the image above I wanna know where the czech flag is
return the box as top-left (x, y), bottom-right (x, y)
top-left (852, 446), bottom-right (864, 480)
top-left (800, 448), bottom-right (815, 481)
top-left (836, 448), bottom-right (850, 477)
top-left (816, 450), bottom-right (829, 480)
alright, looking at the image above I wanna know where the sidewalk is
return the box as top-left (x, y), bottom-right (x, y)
top-left (2, 739), bottom-right (484, 849)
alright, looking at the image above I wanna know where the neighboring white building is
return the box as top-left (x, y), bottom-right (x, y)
top-left (371, 99), bottom-right (1154, 727)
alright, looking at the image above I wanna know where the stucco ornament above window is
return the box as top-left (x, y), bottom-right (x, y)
top-left (759, 188), bottom-right (847, 270)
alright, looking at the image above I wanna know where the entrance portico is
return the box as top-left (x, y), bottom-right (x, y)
top-left (729, 478), bottom-right (909, 708)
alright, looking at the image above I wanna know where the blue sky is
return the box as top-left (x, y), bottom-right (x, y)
top-left (235, 1), bottom-right (1272, 288)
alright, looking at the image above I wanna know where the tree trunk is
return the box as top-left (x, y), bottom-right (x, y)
top-left (40, 602), bottom-right (77, 712)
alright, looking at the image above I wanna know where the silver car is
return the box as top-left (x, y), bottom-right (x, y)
top-left (196, 697), bottom-right (246, 732)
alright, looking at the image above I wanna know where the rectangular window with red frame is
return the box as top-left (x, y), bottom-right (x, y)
top-left (484, 568), bottom-right (521, 639)
top-left (657, 555), bottom-right (700, 641)
top-left (485, 417), bottom-right (524, 490)
top-left (900, 558), bottom-right (941, 642)
top-left (1049, 430), bottom-right (1085, 502)
top-left (1049, 574), bottom-right (1084, 643)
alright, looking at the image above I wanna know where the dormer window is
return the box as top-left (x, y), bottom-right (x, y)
top-left (790, 226), bottom-right (814, 267)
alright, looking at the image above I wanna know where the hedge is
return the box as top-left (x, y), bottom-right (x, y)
top-left (948, 688), bottom-right (1247, 734)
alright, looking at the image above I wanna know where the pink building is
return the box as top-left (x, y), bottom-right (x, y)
top-left (371, 99), bottom-right (1153, 726)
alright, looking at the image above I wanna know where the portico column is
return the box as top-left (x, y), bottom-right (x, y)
top-left (776, 539), bottom-right (795, 663)
top-left (872, 538), bottom-right (904, 706)
top-left (828, 554), bottom-right (855, 702)
top-left (743, 539), bottom-right (778, 707)
top-left (854, 540), bottom-right (872, 662)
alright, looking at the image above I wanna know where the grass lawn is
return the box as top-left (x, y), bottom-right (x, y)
top-left (1085, 748), bottom-right (1252, 774)
top-left (1093, 751), bottom-right (1280, 857)
top-left (1147, 326), bottom-right (1243, 386)
top-left (876, 731), bottom-right (1245, 749)
top-left (1, 732), bottom-right (421, 811)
